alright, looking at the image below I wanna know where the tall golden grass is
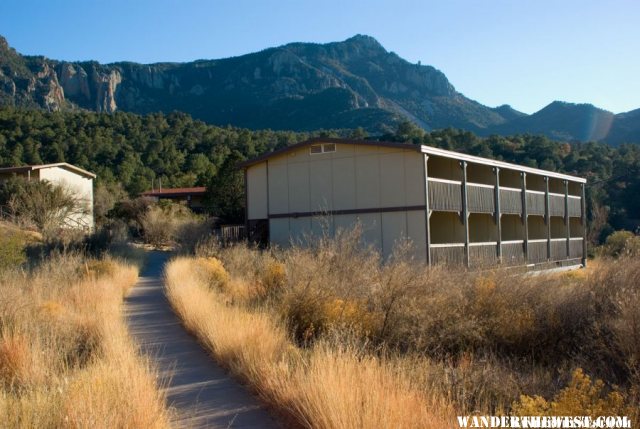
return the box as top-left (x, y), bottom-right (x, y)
top-left (169, 231), bottom-right (639, 425)
top-left (0, 252), bottom-right (170, 428)
top-left (165, 256), bottom-right (454, 429)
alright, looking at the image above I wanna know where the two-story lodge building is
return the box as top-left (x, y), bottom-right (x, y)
top-left (241, 138), bottom-right (587, 270)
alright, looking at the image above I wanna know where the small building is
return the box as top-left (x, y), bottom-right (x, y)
top-left (0, 162), bottom-right (95, 230)
top-left (240, 138), bottom-right (587, 269)
top-left (141, 187), bottom-right (207, 213)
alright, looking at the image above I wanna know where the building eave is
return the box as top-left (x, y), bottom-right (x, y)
top-left (420, 145), bottom-right (587, 183)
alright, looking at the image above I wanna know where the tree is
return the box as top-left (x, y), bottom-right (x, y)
top-left (205, 151), bottom-right (246, 223)
top-left (0, 178), bottom-right (89, 234)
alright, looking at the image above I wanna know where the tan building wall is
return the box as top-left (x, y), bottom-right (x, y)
top-left (36, 166), bottom-right (94, 229)
top-left (0, 166), bottom-right (94, 230)
top-left (247, 142), bottom-right (427, 259)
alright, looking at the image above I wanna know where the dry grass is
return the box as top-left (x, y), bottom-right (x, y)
top-left (0, 252), bottom-right (170, 428)
top-left (168, 230), bottom-right (640, 424)
top-left (165, 256), bottom-right (454, 428)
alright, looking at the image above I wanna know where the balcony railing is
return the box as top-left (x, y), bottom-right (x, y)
top-left (467, 183), bottom-right (495, 213)
top-left (550, 238), bottom-right (568, 260)
top-left (569, 237), bottom-right (584, 259)
top-left (431, 243), bottom-right (465, 265)
top-left (549, 193), bottom-right (565, 217)
top-left (469, 242), bottom-right (498, 267)
top-left (502, 240), bottom-right (525, 266)
top-left (428, 178), bottom-right (462, 212)
top-left (526, 190), bottom-right (546, 216)
top-left (568, 196), bottom-right (581, 217)
top-left (499, 187), bottom-right (522, 214)
top-left (528, 239), bottom-right (548, 263)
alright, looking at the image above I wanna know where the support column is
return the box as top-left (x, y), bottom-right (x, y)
top-left (545, 176), bottom-right (551, 261)
top-left (461, 161), bottom-right (470, 268)
top-left (423, 154), bottom-right (431, 266)
top-left (521, 172), bottom-right (529, 263)
top-left (564, 180), bottom-right (570, 257)
top-left (494, 167), bottom-right (502, 262)
top-left (581, 183), bottom-right (587, 267)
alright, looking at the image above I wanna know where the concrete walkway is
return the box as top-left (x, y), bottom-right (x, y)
top-left (125, 251), bottom-right (281, 429)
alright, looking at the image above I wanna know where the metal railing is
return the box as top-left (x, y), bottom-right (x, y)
top-left (499, 187), bottom-right (522, 214)
top-left (469, 242), bottom-right (498, 267)
top-left (501, 240), bottom-right (525, 266)
top-left (549, 193), bottom-right (565, 217)
top-left (550, 238), bottom-right (568, 260)
top-left (526, 190), bottom-right (546, 216)
top-left (428, 178), bottom-right (462, 212)
top-left (431, 243), bottom-right (465, 266)
top-left (217, 225), bottom-right (246, 243)
top-left (569, 237), bottom-right (583, 258)
top-left (568, 196), bottom-right (582, 217)
top-left (467, 183), bottom-right (495, 213)
top-left (527, 239), bottom-right (548, 263)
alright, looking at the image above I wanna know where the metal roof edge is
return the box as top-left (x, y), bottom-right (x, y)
top-left (420, 145), bottom-right (587, 183)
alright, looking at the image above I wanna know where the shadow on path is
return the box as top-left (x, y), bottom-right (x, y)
top-left (125, 251), bottom-right (281, 428)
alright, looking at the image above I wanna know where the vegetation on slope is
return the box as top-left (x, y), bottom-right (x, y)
top-left (164, 231), bottom-right (639, 427)
top-left (0, 224), bottom-right (170, 427)
top-left (1, 107), bottom-right (639, 235)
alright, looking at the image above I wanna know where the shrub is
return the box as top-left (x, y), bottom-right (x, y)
top-left (139, 202), bottom-right (201, 247)
top-left (194, 257), bottom-right (230, 290)
top-left (603, 230), bottom-right (640, 257)
top-left (512, 368), bottom-right (633, 416)
top-left (0, 232), bottom-right (27, 271)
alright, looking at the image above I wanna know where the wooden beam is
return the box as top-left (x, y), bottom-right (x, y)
top-left (564, 180), bottom-right (570, 257)
top-left (521, 172), bottom-right (529, 263)
top-left (581, 183), bottom-right (587, 267)
top-left (461, 161), bottom-right (470, 268)
top-left (545, 176), bottom-right (551, 261)
top-left (494, 167), bottom-right (502, 262)
top-left (423, 154), bottom-right (431, 266)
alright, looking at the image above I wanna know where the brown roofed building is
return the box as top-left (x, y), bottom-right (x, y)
top-left (141, 187), bottom-right (207, 212)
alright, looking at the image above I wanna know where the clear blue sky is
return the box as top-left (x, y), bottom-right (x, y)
top-left (1, 0), bottom-right (638, 114)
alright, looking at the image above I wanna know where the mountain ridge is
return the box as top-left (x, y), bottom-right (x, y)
top-left (0, 34), bottom-right (637, 144)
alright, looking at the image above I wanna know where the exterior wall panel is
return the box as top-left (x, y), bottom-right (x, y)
top-left (381, 211), bottom-right (406, 257)
top-left (268, 161), bottom-right (288, 214)
top-left (38, 167), bottom-right (94, 229)
top-left (355, 154), bottom-right (380, 209)
top-left (247, 162), bottom-right (268, 219)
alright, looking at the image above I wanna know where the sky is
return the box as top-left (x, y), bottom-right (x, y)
top-left (1, 0), bottom-right (638, 114)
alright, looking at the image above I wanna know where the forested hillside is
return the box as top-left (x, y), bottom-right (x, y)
top-left (0, 107), bottom-right (638, 242)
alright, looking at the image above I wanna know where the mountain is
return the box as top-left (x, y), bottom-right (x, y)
top-left (0, 34), bottom-right (638, 143)
top-left (485, 101), bottom-right (615, 142)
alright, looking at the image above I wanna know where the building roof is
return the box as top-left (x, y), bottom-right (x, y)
top-left (142, 187), bottom-right (207, 198)
top-left (239, 138), bottom-right (587, 183)
top-left (0, 162), bottom-right (96, 179)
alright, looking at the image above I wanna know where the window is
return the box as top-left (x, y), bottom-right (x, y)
top-left (310, 144), bottom-right (323, 154)
top-left (310, 143), bottom-right (337, 155)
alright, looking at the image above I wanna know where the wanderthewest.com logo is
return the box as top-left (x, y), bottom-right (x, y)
top-left (457, 416), bottom-right (632, 428)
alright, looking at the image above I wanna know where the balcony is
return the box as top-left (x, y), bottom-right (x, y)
top-left (499, 187), bottom-right (522, 214)
top-left (467, 183), bottom-right (495, 213)
top-left (431, 243), bottom-right (465, 265)
top-left (549, 193), bottom-right (565, 217)
top-left (428, 178), bottom-right (462, 212)
top-left (550, 238), bottom-right (568, 260)
top-left (569, 237), bottom-right (584, 259)
top-left (526, 190), bottom-right (546, 216)
top-left (568, 196), bottom-right (581, 217)
top-left (528, 239), bottom-right (548, 263)
top-left (501, 240), bottom-right (525, 266)
top-left (469, 242), bottom-right (498, 267)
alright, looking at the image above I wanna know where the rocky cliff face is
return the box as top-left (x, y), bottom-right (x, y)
top-left (0, 34), bottom-right (638, 143)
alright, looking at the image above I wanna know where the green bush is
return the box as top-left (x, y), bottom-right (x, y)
top-left (603, 230), bottom-right (640, 257)
top-left (0, 232), bottom-right (27, 271)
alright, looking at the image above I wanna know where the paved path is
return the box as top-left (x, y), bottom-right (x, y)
top-left (125, 251), bottom-right (281, 428)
